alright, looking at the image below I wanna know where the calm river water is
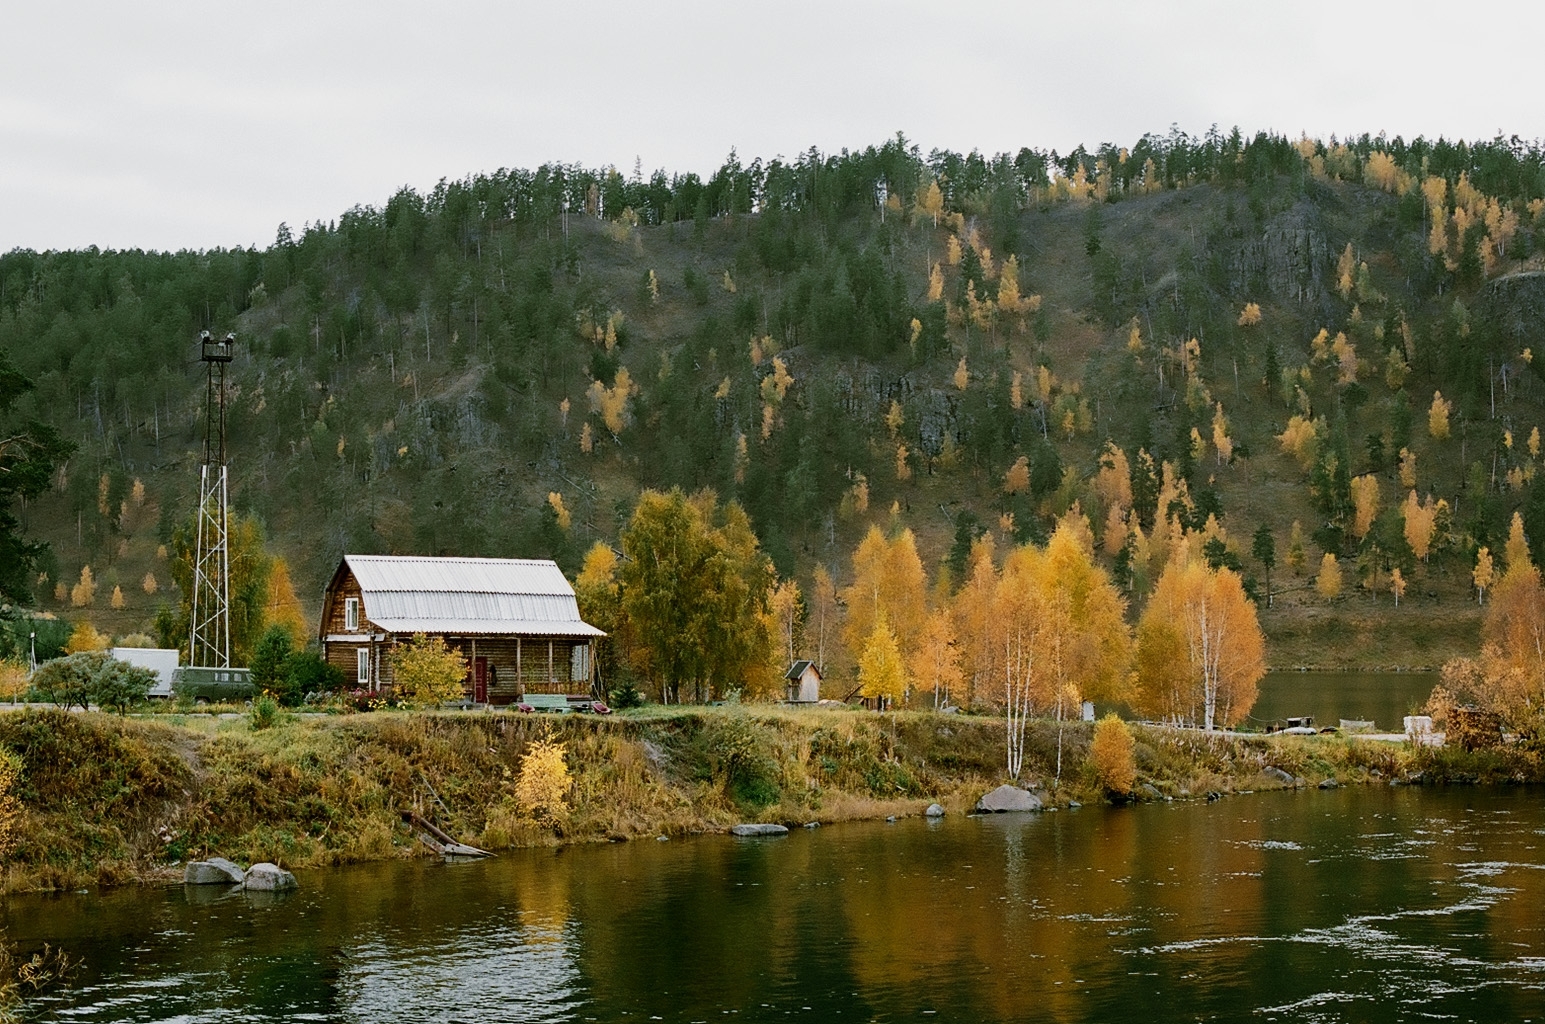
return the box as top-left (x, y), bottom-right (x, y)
top-left (1250, 672), bottom-right (1438, 731)
top-left (7, 785), bottom-right (1545, 1023)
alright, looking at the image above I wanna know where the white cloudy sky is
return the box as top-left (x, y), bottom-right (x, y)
top-left (3, 0), bottom-right (1542, 253)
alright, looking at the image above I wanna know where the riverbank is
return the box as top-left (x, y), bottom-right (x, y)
top-left (1, 706), bottom-right (1539, 894)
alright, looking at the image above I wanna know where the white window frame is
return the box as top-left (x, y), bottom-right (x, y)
top-left (356, 648), bottom-right (370, 686)
top-left (345, 597), bottom-right (359, 632)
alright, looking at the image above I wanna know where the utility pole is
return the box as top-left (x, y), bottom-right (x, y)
top-left (190, 331), bottom-right (234, 668)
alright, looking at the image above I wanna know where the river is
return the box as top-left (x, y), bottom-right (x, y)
top-left (7, 784), bottom-right (1544, 1023)
top-left (1250, 671), bottom-right (1438, 731)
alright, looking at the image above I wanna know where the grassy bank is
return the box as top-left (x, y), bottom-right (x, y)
top-left (0, 706), bottom-right (1538, 893)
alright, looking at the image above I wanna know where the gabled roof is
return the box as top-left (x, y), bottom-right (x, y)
top-left (340, 555), bottom-right (604, 638)
top-left (784, 659), bottom-right (820, 681)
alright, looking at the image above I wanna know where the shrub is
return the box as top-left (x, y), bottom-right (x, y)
top-left (90, 660), bottom-right (155, 715)
top-left (32, 651), bottom-right (155, 713)
top-left (515, 737), bottom-right (570, 821)
top-left (31, 653), bottom-right (100, 711)
top-left (390, 634), bottom-right (467, 707)
top-left (1088, 714), bottom-right (1137, 796)
top-left (0, 749), bottom-right (20, 857)
top-left (250, 695), bottom-right (280, 730)
top-left (284, 650), bottom-right (344, 700)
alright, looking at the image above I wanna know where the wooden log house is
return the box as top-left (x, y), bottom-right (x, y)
top-left (320, 555), bottom-right (605, 704)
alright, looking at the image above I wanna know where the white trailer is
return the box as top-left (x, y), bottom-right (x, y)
top-left (110, 647), bottom-right (179, 698)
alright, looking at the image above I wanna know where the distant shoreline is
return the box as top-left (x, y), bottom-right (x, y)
top-left (1, 705), bottom-right (1534, 895)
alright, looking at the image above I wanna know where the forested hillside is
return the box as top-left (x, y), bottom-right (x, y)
top-left (4, 128), bottom-right (1545, 676)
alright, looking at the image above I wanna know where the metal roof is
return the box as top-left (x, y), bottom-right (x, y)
top-left (343, 555), bottom-right (604, 638)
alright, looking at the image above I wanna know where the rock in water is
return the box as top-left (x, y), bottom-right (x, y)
top-left (974, 785), bottom-right (1043, 813)
top-left (184, 857), bottom-right (245, 885)
top-left (242, 862), bottom-right (298, 891)
top-left (730, 823), bottom-right (789, 837)
top-left (924, 803), bottom-right (946, 818)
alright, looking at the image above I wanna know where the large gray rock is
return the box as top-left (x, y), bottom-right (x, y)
top-left (184, 857), bottom-right (245, 885)
top-left (242, 862), bottom-right (298, 891)
top-left (974, 785), bottom-right (1043, 813)
top-left (730, 823), bottom-right (789, 837)
top-left (1263, 767), bottom-right (1297, 786)
top-left (924, 803), bottom-right (946, 818)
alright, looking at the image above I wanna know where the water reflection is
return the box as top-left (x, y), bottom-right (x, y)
top-left (7, 788), bottom-right (1545, 1023)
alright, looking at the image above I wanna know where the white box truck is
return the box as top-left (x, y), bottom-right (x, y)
top-left (109, 647), bottom-right (179, 698)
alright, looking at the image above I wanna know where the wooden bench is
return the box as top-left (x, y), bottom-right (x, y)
top-left (520, 694), bottom-right (571, 713)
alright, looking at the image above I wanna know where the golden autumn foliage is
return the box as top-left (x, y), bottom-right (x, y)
top-left (926, 262), bottom-right (944, 303)
top-left (997, 254), bottom-right (1022, 314)
top-left (992, 517), bottom-right (1130, 777)
top-left (70, 565), bottom-right (96, 608)
top-left (1003, 456), bottom-right (1030, 495)
top-left (1211, 404), bottom-right (1232, 465)
top-left (587, 367), bottom-right (636, 435)
top-left (841, 526), bottom-right (927, 667)
top-left (1404, 491), bottom-right (1439, 561)
top-left (547, 492), bottom-right (572, 531)
top-left (1399, 447), bottom-right (1417, 489)
top-left (1088, 714), bottom-right (1136, 796)
top-left (917, 180), bottom-right (944, 227)
top-left (1505, 512), bottom-right (1531, 573)
top-left (1133, 549), bottom-right (1264, 730)
top-left (1391, 567), bottom-right (1407, 606)
top-left (910, 608), bottom-right (962, 709)
top-left (760, 357), bottom-right (794, 405)
top-left (1277, 415), bottom-right (1319, 469)
top-left (1285, 520), bottom-right (1307, 575)
top-left (391, 633), bottom-right (469, 707)
top-left (1316, 553), bottom-right (1342, 601)
top-left (1236, 302), bottom-right (1262, 327)
top-left (1428, 391), bottom-right (1452, 440)
top-left (1094, 442), bottom-right (1132, 512)
top-left (65, 621), bottom-right (108, 654)
top-left (953, 357), bottom-right (969, 391)
top-left (857, 615), bottom-right (906, 705)
top-left (1350, 474), bottom-right (1380, 539)
top-left (515, 737), bottom-right (571, 821)
top-left (1474, 547), bottom-right (1495, 604)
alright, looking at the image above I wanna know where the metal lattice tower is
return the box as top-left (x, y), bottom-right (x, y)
top-left (190, 331), bottom-right (235, 668)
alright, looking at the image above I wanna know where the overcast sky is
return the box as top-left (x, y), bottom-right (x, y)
top-left (3, 1), bottom-right (1542, 253)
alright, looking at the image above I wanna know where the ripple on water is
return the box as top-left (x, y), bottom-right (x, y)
top-left (338, 922), bottom-right (585, 1023)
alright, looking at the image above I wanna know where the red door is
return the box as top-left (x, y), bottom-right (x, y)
top-left (473, 657), bottom-right (489, 704)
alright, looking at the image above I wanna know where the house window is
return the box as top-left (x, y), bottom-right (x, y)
top-left (356, 648), bottom-right (370, 686)
top-left (345, 598), bottom-right (359, 632)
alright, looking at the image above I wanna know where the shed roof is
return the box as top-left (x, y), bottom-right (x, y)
top-left (341, 555), bottom-right (605, 638)
top-left (784, 660), bottom-right (820, 681)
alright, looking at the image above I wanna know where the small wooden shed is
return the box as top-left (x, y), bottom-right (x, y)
top-left (320, 555), bottom-right (605, 704)
top-left (783, 660), bottom-right (822, 703)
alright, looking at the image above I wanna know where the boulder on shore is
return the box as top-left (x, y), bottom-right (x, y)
top-left (974, 785), bottom-right (1043, 814)
top-left (730, 823), bottom-right (789, 837)
top-left (924, 803), bottom-right (946, 818)
top-left (1263, 767), bottom-right (1298, 786)
top-left (242, 862), bottom-right (298, 891)
top-left (184, 857), bottom-right (245, 885)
